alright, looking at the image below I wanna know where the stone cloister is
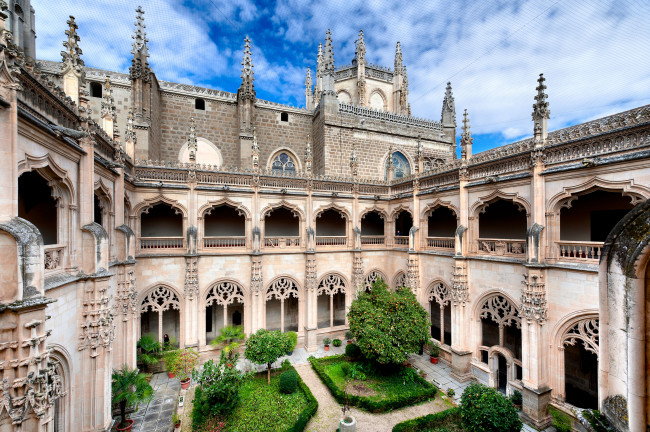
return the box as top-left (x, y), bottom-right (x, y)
top-left (0, 2), bottom-right (648, 432)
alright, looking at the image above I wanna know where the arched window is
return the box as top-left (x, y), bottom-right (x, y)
top-left (271, 152), bottom-right (297, 175)
top-left (18, 171), bottom-right (58, 245)
top-left (363, 269), bottom-right (387, 292)
top-left (386, 151), bottom-right (411, 179)
top-left (428, 282), bottom-right (451, 345)
top-left (369, 91), bottom-right (385, 110)
top-left (265, 277), bottom-right (299, 332)
top-left (140, 286), bottom-right (181, 344)
top-left (317, 274), bottom-right (346, 329)
top-left (393, 271), bottom-right (407, 289)
top-left (205, 281), bottom-right (245, 343)
top-left (562, 318), bottom-right (599, 408)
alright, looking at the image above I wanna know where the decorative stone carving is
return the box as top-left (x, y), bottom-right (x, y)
top-left (428, 281), bottom-right (451, 306)
top-left (305, 257), bottom-right (317, 293)
top-left (317, 273), bottom-right (346, 295)
top-left (205, 281), bottom-right (244, 307)
top-left (60, 15), bottom-right (84, 78)
top-left (562, 318), bottom-right (599, 356)
top-left (353, 255), bottom-right (364, 290)
top-left (78, 285), bottom-right (115, 356)
top-left (363, 269), bottom-right (386, 291)
top-left (479, 294), bottom-right (521, 329)
top-left (238, 36), bottom-right (255, 100)
top-left (407, 256), bottom-right (419, 292)
top-left (393, 271), bottom-right (407, 289)
top-left (265, 277), bottom-right (298, 300)
top-left (184, 257), bottom-right (199, 299)
top-left (140, 286), bottom-right (180, 313)
top-left (115, 269), bottom-right (137, 318)
top-left (129, 6), bottom-right (151, 82)
top-left (521, 274), bottom-right (547, 324)
top-left (451, 262), bottom-right (469, 304)
top-left (250, 257), bottom-right (263, 294)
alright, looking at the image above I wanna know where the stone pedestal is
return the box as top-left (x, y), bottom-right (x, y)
top-left (450, 348), bottom-right (473, 382)
top-left (304, 326), bottom-right (318, 352)
top-left (521, 384), bottom-right (553, 429)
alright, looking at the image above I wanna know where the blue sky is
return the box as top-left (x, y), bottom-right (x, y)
top-left (32, 0), bottom-right (650, 153)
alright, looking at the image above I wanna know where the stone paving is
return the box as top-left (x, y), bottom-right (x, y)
top-left (117, 373), bottom-right (180, 432)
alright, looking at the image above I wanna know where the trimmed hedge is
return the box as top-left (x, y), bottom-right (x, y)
top-left (287, 365), bottom-right (318, 432)
top-left (392, 407), bottom-right (461, 432)
top-left (279, 369), bottom-right (298, 394)
top-left (309, 355), bottom-right (437, 413)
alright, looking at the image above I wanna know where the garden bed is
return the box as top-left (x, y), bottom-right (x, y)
top-left (309, 355), bottom-right (437, 413)
top-left (392, 407), bottom-right (464, 432)
top-left (192, 364), bottom-right (317, 432)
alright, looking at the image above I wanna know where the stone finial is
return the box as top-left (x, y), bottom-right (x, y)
top-left (187, 117), bottom-right (197, 162)
top-left (441, 81), bottom-right (456, 127)
top-left (61, 15), bottom-right (84, 75)
top-left (251, 127), bottom-right (260, 169)
top-left (305, 67), bottom-right (312, 109)
top-left (125, 108), bottom-right (137, 144)
top-left (304, 134), bottom-right (312, 174)
top-left (386, 145), bottom-right (395, 180)
top-left (100, 77), bottom-right (116, 121)
top-left (305, 67), bottom-right (312, 89)
top-left (532, 73), bottom-right (550, 144)
top-left (394, 41), bottom-right (403, 74)
top-left (460, 109), bottom-right (473, 160)
top-left (238, 36), bottom-right (255, 100)
top-left (350, 143), bottom-right (359, 176)
top-left (129, 6), bottom-right (151, 81)
top-left (316, 43), bottom-right (323, 77)
top-left (323, 29), bottom-right (335, 74)
top-left (355, 30), bottom-right (365, 65)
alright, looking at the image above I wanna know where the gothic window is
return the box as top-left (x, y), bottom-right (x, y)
top-left (195, 98), bottom-right (205, 110)
top-left (317, 274), bottom-right (347, 328)
top-left (424, 157), bottom-right (445, 171)
top-left (479, 294), bottom-right (521, 360)
top-left (562, 318), bottom-right (599, 408)
top-left (271, 152), bottom-right (297, 175)
top-left (428, 282), bottom-right (452, 345)
top-left (18, 171), bottom-right (58, 245)
top-left (205, 281), bottom-right (245, 343)
top-left (393, 271), bottom-right (407, 289)
top-left (337, 91), bottom-right (351, 105)
top-left (265, 277), bottom-right (299, 332)
top-left (369, 91), bottom-right (385, 110)
top-left (385, 151), bottom-right (411, 179)
top-left (140, 286), bottom-right (181, 344)
top-left (363, 269), bottom-right (387, 292)
top-left (90, 82), bottom-right (102, 98)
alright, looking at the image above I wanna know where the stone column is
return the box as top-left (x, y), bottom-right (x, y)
top-left (304, 254), bottom-right (318, 351)
top-left (183, 255), bottom-right (199, 347)
top-left (250, 255), bottom-right (263, 332)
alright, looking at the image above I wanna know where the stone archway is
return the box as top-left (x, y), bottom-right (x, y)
top-left (140, 285), bottom-right (182, 344)
top-left (204, 280), bottom-right (245, 344)
top-left (265, 277), bottom-right (300, 332)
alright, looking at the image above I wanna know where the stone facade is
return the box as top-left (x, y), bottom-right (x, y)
top-left (0, 4), bottom-right (648, 432)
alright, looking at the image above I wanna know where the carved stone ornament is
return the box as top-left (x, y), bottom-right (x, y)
top-left (317, 273), bottom-right (346, 296)
top-left (363, 269), bottom-right (386, 292)
top-left (521, 274), bottom-right (548, 323)
top-left (428, 281), bottom-right (451, 306)
top-left (205, 281), bottom-right (244, 307)
top-left (563, 318), bottom-right (599, 356)
top-left (140, 285), bottom-right (180, 313)
top-left (479, 294), bottom-right (521, 329)
top-left (451, 262), bottom-right (469, 304)
top-left (265, 277), bottom-right (298, 301)
top-left (183, 257), bottom-right (199, 299)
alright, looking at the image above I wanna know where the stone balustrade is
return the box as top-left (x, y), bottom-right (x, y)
top-left (476, 238), bottom-right (526, 257)
top-left (425, 237), bottom-right (455, 250)
top-left (139, 237), bottom-right (185, 250)
top-left (203, 236), bottom-right (246, 248)
top-left (556, 240), bottom-right (603, 262)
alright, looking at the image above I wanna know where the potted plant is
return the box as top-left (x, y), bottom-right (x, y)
top-left (345, 330), bottom-right (354, 345)
top-left (171, 413), bottom-right (181, 429)
top-left (419, 369), bottom-right (427, 379)
top-left (447, 388), bottom-right (455, 398)
top-left (286, 331), bottom-right (298, 355)
top-left (163, 349), bottom-right (179, 378)
top-left (136, 334), bottom-right (161, 373)
top-left (510, 390), bottom-right (523, 410)
top-left (428, 341), bottom-right (440, 364)
top-left (323, 337), bottom-right (331, 351)
top-left (210, 325), bottom-right (246, 364)
top-left (173, 348), bottom-right (199, 390)
top-left (112, 365), bottom-right (153, 432)
top-left (332, 338), bottom-right (342, 347)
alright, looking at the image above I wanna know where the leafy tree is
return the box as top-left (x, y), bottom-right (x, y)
top-left (111, 365), bottom-right (153, 428)
top-left (192, 351), bottom-right (249, 423)
top-left (347, 278), bottom-right (429, 364)
top-left (172, 348), bottom-right (200, 382)
top-left (210, 325), bottom-right (246, 361)
top-left (460, 383), bottom-right (523, 432)
top-left (244, 329), bottom-right (291, 385)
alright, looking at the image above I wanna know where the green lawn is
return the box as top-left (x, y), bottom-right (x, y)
top-left (223, 371), bottom-right (310, 432)
top-left (310, 355), bottom-right (437, 412)
top-left (392, 408), bottom-right (466, 432)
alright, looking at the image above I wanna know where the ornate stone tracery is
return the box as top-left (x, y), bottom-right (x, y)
top-left (563, 318), bottom-right (599, 356)
top-left (393, 271), bottom-right (407, 289)
top-left (428, 281), bottom-right (451, 306)
top-left (140, 285), bottom-right (181, 313)
top-left (317, 273), bottom-right (346, 295)
top-left (521, 274), bottom-right (548, 323)
top-left (363, 269), bottom-right (387, 291)
top-left (479, 294), bottom-right (521, 329)
top-left (450, 262), bottom-right (469, 304)
top-left (265, 277), bottom-right (299, 301)
top-left (205, 281), bottom-right (244, 307)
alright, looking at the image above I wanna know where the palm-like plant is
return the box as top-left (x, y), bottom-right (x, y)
top-left (137, 334), bottom-right (161, 369)
top-left (210, 325), bottom-right (246, 360)
top-left (111, 365), bottom-right (153, 429)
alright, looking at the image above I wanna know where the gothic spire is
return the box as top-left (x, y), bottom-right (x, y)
top-left (101, 76), bottom-right (116, 120)
top-left (460, 109), bottom-right (473, 159)
top-left (187, 117), bottom-right (197, 162)
top-left (129, 6), bottom-right (151, 81)
top-left (323, 29), bottom-right (335, 73)
top-left (394, 41), bottom-right (403, 74)
top-left (441, 82), bottom-right (456, 126)
top-left (238, 36), bottom-right (255, 100)
top-left (532, 73), bottom-right (550, 121)
top-left (305, 134), bottom-right (312, 174)
top-left (61, 15), bottom-right (84, 75)
top-left (316, 43), bottom-right (323, 77)
top-left (305, 67), bottom-right (312, 89)
top-left (125, 108), bottom-right (137, 144)
top-left (355, 30), bottom-right (365, 65)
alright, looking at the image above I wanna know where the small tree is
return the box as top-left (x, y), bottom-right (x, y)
top-left (173, 348), bottom-right (200, 382)
top-left (112, 365), bottom-right (153, 429)
top-left (210, 325), bottom-right (246, 361)
top-left (347, 278), bottom-right (429, 364)
top-left (244, 329), bottom-right (291, 385)
top-left (460, 383), bottom-right (523, 432)
top-left (137, 334), bottom-right (161, 371)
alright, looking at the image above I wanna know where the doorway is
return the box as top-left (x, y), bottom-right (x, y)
top-left (496, 354), bottom-right (508, 394)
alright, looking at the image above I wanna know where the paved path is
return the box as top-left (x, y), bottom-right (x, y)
top-left (116, 373), bottom-right (180, 432)
top-left (296, 362), bottom-right (450, 432)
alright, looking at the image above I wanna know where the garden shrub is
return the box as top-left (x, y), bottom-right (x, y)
top-left (349, 362), bottom-right (367, 381)
top-left (348, 278), bottom-right (429, 364)
top-left (392, 407), bottom-right (461, 432)
top-left (341, 363), bottom-right (351, 376)
top-left (279, 368), bottom-right (298, 394)
top-left (460, 383), bottom-right (522, 432)
top-left (332, 338), bottom-right (342, 347)
top-left (550, 407), bottom-right (572, 432)
top-left (345, 342), bottom-right (362, 359)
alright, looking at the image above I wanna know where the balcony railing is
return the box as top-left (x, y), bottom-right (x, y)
top-left (477, 238), bottom-right (526, 257)
top-left (361, 235), bottom-right (385, 246)
top-left (264, 236), bottom-right (301, 248)
top-left (316, 236), bottom-right (347, 247)
top-left (44, 244), bottom-right (65, 271)
top-left (203, 236), bottom-right (246, 248)
top-left (394, 236), bottom-right (409, 246)
top-left (556, 240), bottom-right (603, 262)
top-left (140, 237), bottom-right (185, 249)
top-left (426, 236), bottom-right (455, 250)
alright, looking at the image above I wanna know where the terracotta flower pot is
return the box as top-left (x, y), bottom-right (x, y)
top-left (324, 345), bottom-right (330, 351)
top-left (174, 420), bottom-right (181, 429)
top-left (180, 378), bottom-right (191, 389)
top-left (430, 356), bottom-right (439, 364)
top-left (347, 340), bottom-right (352, 345)
top-left (116, 419), bottom-right (134, 432)
top-left (167, 372), bottom-right (175, 379)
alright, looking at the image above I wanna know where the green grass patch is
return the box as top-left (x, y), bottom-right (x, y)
top-left (392, 407), bottom-right (465, 432)
top-left (215, 365), bottom-right (317, 432)
top-left (310, 355), bottom-right (437, 413)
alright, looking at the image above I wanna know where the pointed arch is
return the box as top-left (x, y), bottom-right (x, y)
top-left (18, 153), bottom-right (76, 205)
top-left (422, 199), bottom-right (459, 220)
top-left (198, 197), bottom-right (251, 221)
top-left (363, 268), bottom-right (388, 291)
top-left (139, 284), bottom-right (182, 312)
top-left (266, 148), bottom-right (302, 173)
top-left (369, 88), bottom-right (387, 111)
top-left (426, 279), bottom-right (452, 305)
top-left (390, 204), bottom-right (413, 220)
top-left (360, 205), bottom-right (388, 221)
top-left (547, 177), bottom-right (649, 213)
top-left (265, 275), bottom-right (301, 300)
top-left (470, 190), bottom-right (530, 217)
top-left (203, 278), bottom-right (247, 307)
top-left (260, 200), bottom-right (305, 222)
top-left (133, 194), bottom-right (188, 218)
top-left (313, 203), bottom-right (351, 222)
top-left (392, 271), bottom-right (407, 289)
top-left (316, 272), bottom-right (349, 295)
top-left (93, 178), bottom-right (113, 208)
top-left (473, 290), bottom-right (522, 328)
